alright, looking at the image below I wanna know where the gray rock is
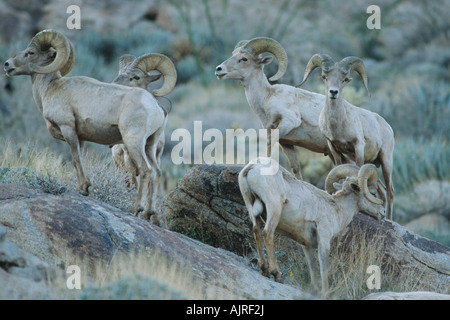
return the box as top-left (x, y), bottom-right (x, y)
top-left (362, 291), bottom-right (450, 300)
top-left (0, 183), bottom-right (309, 299)
top-left (161, 165), bottom-right (254, 255)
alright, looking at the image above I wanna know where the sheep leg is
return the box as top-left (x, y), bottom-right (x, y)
top-left (266, 115), bottom-right (298, 158)
top-left (253, 218), bottom-right (269, 276)
top-left (354, 141), bottom-right (365, 167)
top-left (327, 140), bottom-right (343, 166)
top-left (124, 137), bottom-right (150, 216)
top-left (120, 147), bottom-right (138, 189)
top-left (262, 203), bottom-right (282, 281)
top-left (141, 131), bottom-right (163, 221)
top-left (317, 240), bottom-right (331, 296)
top-left (280, 143), bottom-right (302, 179)
top-left (379, 152), bottom-right (394, 220)
top-left (301, 245), bottom-right (320, 292)
top-left (59, 125), bottom-right (91, 196)
top-left (241, 182), bottom-right (269, 275)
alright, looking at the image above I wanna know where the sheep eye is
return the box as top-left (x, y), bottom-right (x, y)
top-left (133, 76), bottom-right (140, 80)
top-left (344, 78), bottom-right (350, 82)
top-left (239, 57), bottom-right (248, 63)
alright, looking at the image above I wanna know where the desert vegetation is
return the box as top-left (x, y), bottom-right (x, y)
top-left (0, 0), bottom-right (448, 299)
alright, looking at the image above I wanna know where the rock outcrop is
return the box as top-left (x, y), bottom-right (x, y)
top-left (0, 183), bottom-right (309, 299)
top-left (161, 165), bottom-right (252, 255)
top-left (1, 164), bottom-right (449, 299)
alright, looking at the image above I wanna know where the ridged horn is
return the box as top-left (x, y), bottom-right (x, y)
top-left (358, 164), bottom-right (384, 205)
top-left (296, 53), bottom-right (335, 88)
top-left (324, 163), bottom-right (360, 194)
top-left (242, 37), bottom-right (288, 81)
top-left (28, 29), bottom-right (71, 75)
top-left (131, 53), bottom-right (177, 96)
top-left (233, 40), bottom-right (249, 52)
top-left (118, 54), bottom-right (136, 71)
top-left (338, 56), bottom-right (369, 96)
top-left (59, 40), bottom-right (75, 76)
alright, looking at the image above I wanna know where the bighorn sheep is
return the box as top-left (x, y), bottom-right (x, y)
top-left (215, 37), bottom-right (342, 180)
top-left (3, 29), bottom-right (165, 219)
top-left (238, 157), bottom-right (385, 295)
top-left (111, 53), bottom-right (177, 189)
top-left (297, 54), bottom-right (395, 219)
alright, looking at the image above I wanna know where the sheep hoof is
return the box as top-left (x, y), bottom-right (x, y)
top-left (78, 188), bottom-right (89, 196)
top-left (271, 270), bottom-right (282, 282)
top-left (130, 205), bottom-right (144, 216)
top-left (260, 264), bottom-right (270, 277)
top-left (78, 181), bottom-right (91, 196)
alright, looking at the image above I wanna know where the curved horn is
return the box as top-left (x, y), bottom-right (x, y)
top-left (233, 40), bottom-right (249, 52)
top-left (118, 54), bottom-right (136, 71)
top-left (338, 56), bottom-right (369, 96)
top-left (324, 163), bottom-right (360, 194)
top-left (243, 37), bottom-right (288, 81)
top-left (59, 40), bottom-right (75, 76)
top-left (132, 53), bottom-right (177, 96)
top-left (358, 164), bottom-right (384, 205)
top-left (296, 53), bottom-right (335, 88)
top-left (28, 29), bottom-right (71, 75)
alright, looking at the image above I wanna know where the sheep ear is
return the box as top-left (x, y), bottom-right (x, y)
top-left (259, 56), bottom-right (273, 65)
top-left (147, 74), bottom-right (162, 83)
top-left (332, 182), bottom-right (342, 191)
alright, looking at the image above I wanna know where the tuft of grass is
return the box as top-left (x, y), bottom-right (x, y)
top-left (0, 139), bottom-right (190, 211)
top-left (47, 250), bottom-right (233, 300)
top-left (266, 223), bottom-right (449, 299)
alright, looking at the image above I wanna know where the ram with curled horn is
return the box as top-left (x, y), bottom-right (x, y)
top-left (3, 29), bottom-right (168, 221)
top-left (111, 53), bottom-right (177, 196)
top-left (297, 53), bottom-right (395, 220)
top-left (216, 37), bottom-right (346, 180)
top-left (239, 158), bottom-right (386, 297)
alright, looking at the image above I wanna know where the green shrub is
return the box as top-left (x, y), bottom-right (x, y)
top-left (382, 80), bottom-right (450, 139)
top-left (393, 137), bottom-right (449, 194)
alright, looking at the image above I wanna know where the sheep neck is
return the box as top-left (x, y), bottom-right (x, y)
top-left (333, 192), bottom-right (360, 231)
top-left (31, 73), bottom-right (59, 114)
top-left (242, 69), bottom-right (272, 124)
top-left (323, 96), bottom-right (348, 140)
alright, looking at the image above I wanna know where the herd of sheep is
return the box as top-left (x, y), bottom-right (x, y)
top-left (3, 29), bottom-right (396, 296)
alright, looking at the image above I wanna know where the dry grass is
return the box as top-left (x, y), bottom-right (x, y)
top-left (270, 223), bottom-right (449, 299)
top-left (46, 250), bottom-right (214, 300)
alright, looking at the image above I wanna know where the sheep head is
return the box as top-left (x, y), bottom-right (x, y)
top-left (297, 54), bottom-right (369, 99)
top-left (215, 37), bottom-right (288, 82)
top-left (325, 163), bottom-right (385, 220)
top-left (4, 29), bottom-right (74, 77)
top-left (113, 53), bottom-right (177, 97)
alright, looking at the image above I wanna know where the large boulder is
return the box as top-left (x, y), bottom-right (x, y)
top-left (161, 165), bottom-right (252, 255)
top-left (0, 183), bottom-right (309, 299)
top-left (161, 165), bottom-right (450, 292)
